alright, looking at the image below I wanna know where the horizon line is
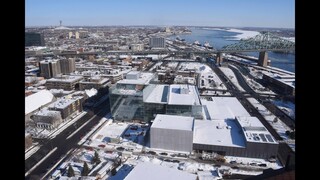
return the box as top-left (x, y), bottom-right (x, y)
top-left (25, 25), bottom-right (295, 29)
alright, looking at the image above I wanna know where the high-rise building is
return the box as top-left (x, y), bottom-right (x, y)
top-left (25, 32), bottom-right (45, 46)
top-left (39, 59), bottom-right (61, 79)
top-left (60, 58), bottom-right (75, 74)
top-left (149, 37), bottom-right (165, 48)
top-left (75, 32), bottom-right (80, 39)
top-left (68, 32), bottom-right (73, 39)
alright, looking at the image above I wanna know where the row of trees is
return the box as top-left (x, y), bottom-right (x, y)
top-left (67, 151), bottom-right (101, 177)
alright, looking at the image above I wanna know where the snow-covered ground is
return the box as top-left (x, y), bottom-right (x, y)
top-left (228, 64), bottom-right (276, 96)
top-left (200, 90), bottom-right (231, 96)
top-left (225, 28), bottom-right (260, 40)
top-left (149, 62), bottom-right (163, 71)
top-left (272, 100), bottom-right (295, 120)
top-left (281, 37), bottom-right (295, 42)
top-left (246, 98), bottom-right (295, 151)
top-left (219, 67), bottom-right (245, 92)
top-left (167, 62), bottom-right (179, 69)
top-left (248, 67), bottom-right (264, 79)
top-left (178, 62), bottom-right (226, 90)
top-left (225, 156), bottom-right (282, 170)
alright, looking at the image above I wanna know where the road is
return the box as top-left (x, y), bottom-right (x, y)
top-left (25, 97), bottom-right (111, 180)
top-left (228, 62), bottom-right (295, 129)
top-left (209, 63), bottom-right (282, 140)
top-left (209, 62), bottom-right (295, 168)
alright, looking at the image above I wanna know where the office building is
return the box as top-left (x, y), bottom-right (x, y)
top-left (45, 75), bottom-right (83, 91)
top-left (109, 71), bottom-right (154, 121)
top-left (25, 32), bottom-right (45, 46)
top-left (32, 108), bottom-right (63, 130)
top-left (48, 95), bottom-right (84, 120)
top-left (149, 37), bottom-right (165, 48)
top-left (40, 59), bottom-right (61, 79)
top-left (79, 76), bottom-right (111, 90)
top-left (150, 114), bottom-right (194, 152)
top-left (60, 58), bottom-right (76, 74)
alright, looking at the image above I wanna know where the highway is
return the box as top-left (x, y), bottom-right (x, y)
top-left (25, 97), bottom-right (111, 180)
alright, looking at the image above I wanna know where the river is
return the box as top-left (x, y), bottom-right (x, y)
top-left (170, 28), bottom-right (295, 73)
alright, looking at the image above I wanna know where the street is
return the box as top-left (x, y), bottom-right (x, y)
top-left (25, 97), bottom-right (111, 180)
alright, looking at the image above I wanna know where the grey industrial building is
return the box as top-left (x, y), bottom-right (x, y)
top-left (193, 116), bottom-right (279, 159)
top-left (150, 114), bottom-right (194, 152)
top-left (262, 72), bottom-right (295, 96)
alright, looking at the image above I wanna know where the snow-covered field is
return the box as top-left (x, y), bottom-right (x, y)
top-left (225, 28), bottom-right (260, 40)
top-left (219, 67), bottom-right (245, 92)
top-left (272, 100), bottom-right (295, 120)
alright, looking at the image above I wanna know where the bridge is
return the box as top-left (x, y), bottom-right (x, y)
top-left (28, 32), bottom-right (294, 67)
top-left (218, 32), bottom-right (295, 66)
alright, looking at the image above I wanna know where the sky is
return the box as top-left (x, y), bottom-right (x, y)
top-left (26, 0), bottom-right (295, 28)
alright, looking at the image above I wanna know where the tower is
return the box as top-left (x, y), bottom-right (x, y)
top-left (60, 20), bottom-right (62, 26)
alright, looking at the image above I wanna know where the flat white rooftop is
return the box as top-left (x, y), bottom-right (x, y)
top-left (34, 108), bottom-right (61, 117)
top-left (25, 90), bottom-right (55, 115)
top-left (201, 97), bottom-right (250, 120)
top-left (193, 120), bottom-right (246, 148)
top-left (144, 84), bottom-right (169, 104)
top-left (91, 122), bottom-right (128, 141)
top-left (117, 71), bottom-right (154, 85)
top-left (124, 162), bottom-right (197, 180)
top-left (168, 84), bottom-right (200, 105)
top-left (152, 114), bottom-right (194, 131)
top-left (236, 116), bottom-right (278, 144)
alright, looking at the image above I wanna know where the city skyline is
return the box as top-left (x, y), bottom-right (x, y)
top-left (26, 0), bottom-right (295, 28)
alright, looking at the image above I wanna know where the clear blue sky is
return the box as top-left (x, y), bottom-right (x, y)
top-left (26, 0), bottom-right (295, 28)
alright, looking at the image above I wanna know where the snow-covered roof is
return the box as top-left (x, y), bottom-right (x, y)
top-left (124, 162), bottom-right (197, 180)
top-left (193, 119), bottom-right (246, 148)
top-left (151, 114), bottom-right (194, 131)
top-left (34, 108), bottom-right (61, 117)
top-left (46, 75), bottom-right (83, 83)
top-left (168, 84), bottom-right (200, 105)
top-left (143, 84), bottom-right (169, 104)
top-left (40, 59), bottom-right (60, 64)
top-left (117, 71), bottom-right (154, 85)
top-left (25, 90), bottom-right (55, 115)
top-left (201, 97), bottom-right (250, 120)
top-left (236, 116), bottom-right (278, 144)
top-left (48, 96), bottom-right (82, 109)
top-left (91, 122), bottom-right (128, 141)
top-left (85, 88), bottom-right (97, 97)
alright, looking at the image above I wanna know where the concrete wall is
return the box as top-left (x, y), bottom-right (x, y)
top-left (193, 142), bottom-right (278, 159)
top-left (151, 128), bottom-right (193, 152)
